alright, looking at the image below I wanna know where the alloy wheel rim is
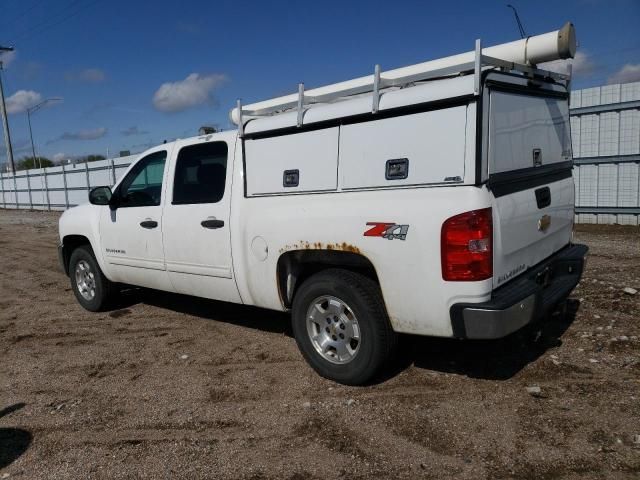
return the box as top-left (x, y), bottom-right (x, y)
top-left (75, 260), bottom-right (96, 301)
top-left (306, 295), bottom-right (361, 364)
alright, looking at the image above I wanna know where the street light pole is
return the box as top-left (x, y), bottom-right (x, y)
top-left (0, 45), bottom-right (15, 173)
top-left (26, 97), bottom-right (62, 170)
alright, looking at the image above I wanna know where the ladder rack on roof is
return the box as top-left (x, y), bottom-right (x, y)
top-left (233, 23), bottom-right (576, 136)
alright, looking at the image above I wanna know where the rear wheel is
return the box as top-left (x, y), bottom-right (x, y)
top-left (291, 269), bottom-right (397, 385)
top-left (69, 245), bottom-right (117, 311)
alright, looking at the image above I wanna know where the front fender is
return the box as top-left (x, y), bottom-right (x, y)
top-left (58, 204), bottom-right (111, 280)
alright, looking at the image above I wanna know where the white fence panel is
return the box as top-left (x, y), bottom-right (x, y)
top-left (68, 189), bottom-right (88, 206)
top-left (579, 115), bottom-right (600, 156)
top-left (597, 165), bottom-right (618, 206)
top-left (0, 156), bottom-right (134, 210)
top-left (48, 190), bottom-right (67, 209)
top-left (620, 110), bottom-right (640, 154)
top-left (65, 167), bottom-right (87, 188)
top-left (89, 168), bottom-right (112, 186)
top-left (572, 81), bottom-right (640, 224)
top-left (14, 175), bottom-right (28, 191)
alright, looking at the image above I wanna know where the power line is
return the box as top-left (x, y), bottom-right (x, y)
top-left (0, 0), bottom-right (48, 34)
top-left (8, 0), bottom-right (85, 42)
top-left (8, 0), bottom-right (100, 44)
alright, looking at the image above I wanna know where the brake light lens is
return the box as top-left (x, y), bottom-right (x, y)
top-left (441, 208), bottom-right (493, 281)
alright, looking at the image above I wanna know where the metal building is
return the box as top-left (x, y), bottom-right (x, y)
top-left (572, 81), bottom-right (640, 225)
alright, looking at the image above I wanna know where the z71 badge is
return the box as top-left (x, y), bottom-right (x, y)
top-left (364, 222), bottom-right (409, 241)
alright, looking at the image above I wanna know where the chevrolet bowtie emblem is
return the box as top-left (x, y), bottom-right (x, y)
top-left (538, 214), bottom-right (551, 232)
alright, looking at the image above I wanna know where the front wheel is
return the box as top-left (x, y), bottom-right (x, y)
top-left (291, 269), bottom-right (397, 385)
top-left (69, 245), bottom-right (117, 311)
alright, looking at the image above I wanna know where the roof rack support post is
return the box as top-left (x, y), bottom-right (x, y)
top-left (297, 83), bottom-right (305, 127)
top-left (474, 38), bottom-right (482, 96)
top-left (236, 99), bottom-right (244, 137)
top-left (372, 64), bottom-right (381, 113)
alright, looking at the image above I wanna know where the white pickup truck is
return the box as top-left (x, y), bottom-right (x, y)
top-left (59, 23), bottom-right (588, 385)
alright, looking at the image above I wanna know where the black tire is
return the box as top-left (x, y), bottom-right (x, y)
top-left (68, 245), bottom-right (117, 312)
top-left (291, 268), bottom-right (398, 385)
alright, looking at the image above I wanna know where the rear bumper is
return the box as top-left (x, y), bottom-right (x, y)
top-left (450, 243), bottom-right (588, 339)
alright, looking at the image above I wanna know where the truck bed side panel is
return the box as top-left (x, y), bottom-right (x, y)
top-left (231, 186), bottom-right (493, 337)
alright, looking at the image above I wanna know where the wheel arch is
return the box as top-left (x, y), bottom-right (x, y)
top-left (60, 234), bottom-right (93, 276)
top-left (276, 249), bottom-right (380, 309)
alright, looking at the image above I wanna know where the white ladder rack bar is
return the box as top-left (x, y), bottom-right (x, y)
top-left (297, 83), bottom-right (304, 127)
top-left (474, 39), bottom-right (482, 96)
top-left (240, 59), bottom-right (480, 118)
top-left (239, 57), bottom-right (568, 121)
top-left (236, 99), bottom-right (244, 137)
top-left (372, 64), bottom-right (381, 114)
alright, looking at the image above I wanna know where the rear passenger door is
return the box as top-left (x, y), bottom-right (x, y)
top-left (161, 139), bottom-right (241, 303)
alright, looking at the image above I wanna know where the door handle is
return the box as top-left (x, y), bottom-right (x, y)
top-left (201, 218), bottom-right (225, 229)
top-left (140, 219), bottom-right (158, 229)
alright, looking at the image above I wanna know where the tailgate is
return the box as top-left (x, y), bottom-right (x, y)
top-left (487, 87), bottom-right (574, 289)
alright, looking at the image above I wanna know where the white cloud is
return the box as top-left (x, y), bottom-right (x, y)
top-left (152, 73), bottom-right (227, 113)
top-left (0, 49), bottom-right (16, 68)
top-left (607, 64), bottom-right (640, 85)
top-left (539, 51), bottom-right (595, 77)
top-left (53, 153), bottom-right (66, 163)
top-left (5, 90), bottom-right (42, 114)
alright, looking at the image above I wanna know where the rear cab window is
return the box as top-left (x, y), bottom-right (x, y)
top-left (172, 142), bottom-right (228, 204)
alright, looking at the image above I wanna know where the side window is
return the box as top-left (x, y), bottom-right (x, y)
top-left (118, 151), bottom-right (167, 207)
top-left (173, 141), bottom-right (228, 204)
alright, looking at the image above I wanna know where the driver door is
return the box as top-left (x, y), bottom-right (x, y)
top-left (99, 147), bottom-right (174, 291)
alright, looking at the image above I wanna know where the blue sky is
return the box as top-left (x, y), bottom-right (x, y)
top-left (0, 0), bottom-right (638, 167)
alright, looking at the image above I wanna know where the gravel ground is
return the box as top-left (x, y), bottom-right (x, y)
top-left (0, 209), bottom-right (639, 479)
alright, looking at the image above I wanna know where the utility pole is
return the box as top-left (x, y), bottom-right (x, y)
top-left (0, 45), bottom-right (16, 174)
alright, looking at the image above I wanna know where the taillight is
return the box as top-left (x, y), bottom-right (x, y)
top-left (441, 208), bottom-right (492, 281)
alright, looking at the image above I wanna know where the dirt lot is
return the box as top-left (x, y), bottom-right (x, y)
top-left (0, 209), bottom-right (639, 479)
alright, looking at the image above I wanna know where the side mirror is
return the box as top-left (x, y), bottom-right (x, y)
top-left (89, 186), bottom-right (112, 206)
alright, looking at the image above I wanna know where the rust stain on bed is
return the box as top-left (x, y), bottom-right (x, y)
top-left (279, 242), bottom-right (361, 255)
